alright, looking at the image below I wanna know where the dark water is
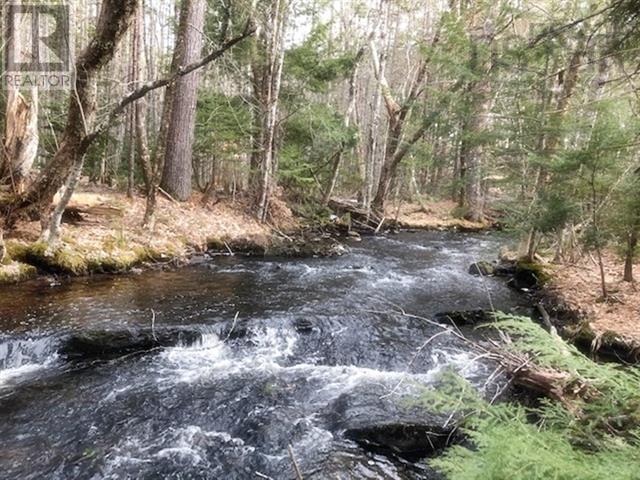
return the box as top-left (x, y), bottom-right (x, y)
top-left (0, 232), bottom-right (527, 479)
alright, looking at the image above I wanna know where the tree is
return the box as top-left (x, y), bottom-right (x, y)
top-left (251, 0), bottom-right (288, 222)
top-left (1, 5), bottom-right (38, 194)
top-left (368, 12), bottom-right (434, 215)
top-left (5, 0), bottom-right (139, 228)
top-left (2, 89), bottom-right (38, 194)
top-left (159, 0), bottom-right (207, 201)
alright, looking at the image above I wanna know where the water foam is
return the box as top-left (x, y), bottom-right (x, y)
top-left (0, 337), bottom-right (59, 387)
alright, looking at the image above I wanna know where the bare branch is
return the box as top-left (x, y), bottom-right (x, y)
top-left (81, 22), bottom-right (256, 149)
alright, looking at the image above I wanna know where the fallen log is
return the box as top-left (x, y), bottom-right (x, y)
top-left (327, 198), bottom-right (389, 232)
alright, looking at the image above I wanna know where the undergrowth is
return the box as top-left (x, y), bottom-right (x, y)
top-left (419, 314), bottom-right (640, 480)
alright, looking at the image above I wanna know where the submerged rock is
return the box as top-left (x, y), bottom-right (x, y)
top-left (327, 392), bottom-right (459, 462)
top-left (294, 318), bottom-right (314, 334)
top-left (344, 422), bottom-right (456, 461)
top-left (434, 309), bottom-right (495, 326)
top-left (60, 327), bottom-right (201, 360)
top-left (468, 261), bottom-right (495, 276)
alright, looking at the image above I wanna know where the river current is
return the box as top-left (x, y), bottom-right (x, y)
top-left (0, 231), bottom-right (527, 479)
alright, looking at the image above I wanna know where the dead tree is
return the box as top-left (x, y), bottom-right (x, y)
top-left (1, 6), bottom-right (39, 194)
top-left (6, 0), bottom-right (139, 229)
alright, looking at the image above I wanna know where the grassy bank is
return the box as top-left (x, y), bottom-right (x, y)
top-left (0, 186), bottom-right (294, 283)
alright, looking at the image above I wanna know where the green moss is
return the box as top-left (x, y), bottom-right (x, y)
top-left (11, 242), bottom-right (89, 275)
top-left (206, 236), bottom-right (227, 251)
top-left (516, 260), bottom-right (552, 285)
top-left (0, 261), bottom-right (37, 284)
top-left (132, 245), bottom-right (175, 262)
top-left (5, 240), bottom-right (30, 261)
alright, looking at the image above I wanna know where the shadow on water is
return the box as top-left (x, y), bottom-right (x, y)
top-left (0, 231), bottom-right (528, 479)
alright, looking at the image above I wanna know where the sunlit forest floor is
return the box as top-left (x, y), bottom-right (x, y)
top-left (1, 183), bottom-right (293, 280)
top-left (389, 200), bottom-right (489, 231)
top-left (11, 184), bottom-right (282, 252)
top-left (547, 254), bottom-right (640, 344)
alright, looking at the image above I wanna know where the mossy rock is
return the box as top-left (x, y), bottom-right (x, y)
top-left (507, 260), bottom-right (551, 290)
top-left (207, 235), bottom-right (270, 256)
top-left (0, 261), bottom-right (37, 284)
top-left (86, 251), bottom-right (141, 273)
top-left (468, 261), bottom-right (495, 276)
top-left (10, 242), bottom-right (89, 275)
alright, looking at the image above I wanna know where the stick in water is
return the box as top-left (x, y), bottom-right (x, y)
top-left (287, 444), bottom-right (304, 480)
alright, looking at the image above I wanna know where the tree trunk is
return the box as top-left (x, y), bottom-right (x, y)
top-left (253, 0), bottom-right (287, 222)
top-left (7, 0), bottom-right (138, 225)
top-left (130, 1), bottom-right (154, 229)
top-left (322, 45), bottom-right (366, 205)
top-left (159, 0), bottom-right (206, 201)
top-left (40, 160), bottom-right (83, 246)
top-left (1, 4), bottom-right (39, 194)
top-left (2, 88), bottom-right (39, 194)
top-left (126, 108), bottom-right (136, 198)
top-left (623, 231), bottom-right (637, 282)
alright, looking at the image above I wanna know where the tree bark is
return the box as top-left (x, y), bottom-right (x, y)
top-left (6, 0), bottom-right (138, 225)
top-left (623, 231), bottom-right (637, 282)
top-left (253, 0), bottom-right (287, 222)
top-left (159, 0), bottom-right (206, 201)
top-left (2, 88), bottom-right (39, 194)
top-left (1, 5), bottom-right (39, 194)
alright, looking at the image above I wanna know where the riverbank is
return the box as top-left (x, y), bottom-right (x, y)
top-left (540, 252), bottom-right (640, 362)
top-left (390, 200), bottom-right (490, 231)
top-left (469, 247), bottom-right (639, 363)
top-left (0, 188), bottom-right (493, 284)
top-left (1, 185), bottom-right (298, 283)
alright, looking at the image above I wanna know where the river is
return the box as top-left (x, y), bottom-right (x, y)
top-left (0, 231), bottom-right (527, 479)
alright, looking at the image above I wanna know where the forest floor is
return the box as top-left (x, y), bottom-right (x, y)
top-left (388, 200), bottom-right (489, 231)
top-left (543, 252), bottom-right (640, 346)
top-left (1, 183), bottom-right (297, 282)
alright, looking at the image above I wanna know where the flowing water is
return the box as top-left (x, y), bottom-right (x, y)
top-left (0, 232), bottom-right (528, 479)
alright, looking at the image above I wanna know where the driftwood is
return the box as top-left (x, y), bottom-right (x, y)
top-left (327, 199), bottom-right (390, 232)
top-left (62, 204), bottom-right (124, 224)
top-left (492, 346), bottom-right (593, 415)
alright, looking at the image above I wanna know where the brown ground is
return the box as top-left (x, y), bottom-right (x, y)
top-left (545, 253), bottom-right (640, 343)
top-left (387, 200), bottom-right (489, 230)
top-left (4, 183), bottom-right (297, 274)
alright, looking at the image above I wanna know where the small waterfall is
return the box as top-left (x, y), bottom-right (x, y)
top-left (0, 336), bottom-right (59, 385)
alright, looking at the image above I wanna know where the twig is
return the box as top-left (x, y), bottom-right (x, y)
top-left (223, 241), bottom-right (234, 256)
top-left (255, 472), bottom-right (274, 480)
top-left (287, 444), bottom-right (304, 480)
top-left (380, 330), bottom-right (451, 399)
top-left (223, 312), bottom-right (240, 343)
top-left (158, 187), bottom-right (178, 204)
top-left (150, 308), bottom-right (157, 342)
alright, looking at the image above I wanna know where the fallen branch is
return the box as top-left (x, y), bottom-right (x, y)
top-left (287, 444), bottom-right (304, 480)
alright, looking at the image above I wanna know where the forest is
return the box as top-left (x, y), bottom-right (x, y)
top-left (0, 0), bottom-right (639, 479)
